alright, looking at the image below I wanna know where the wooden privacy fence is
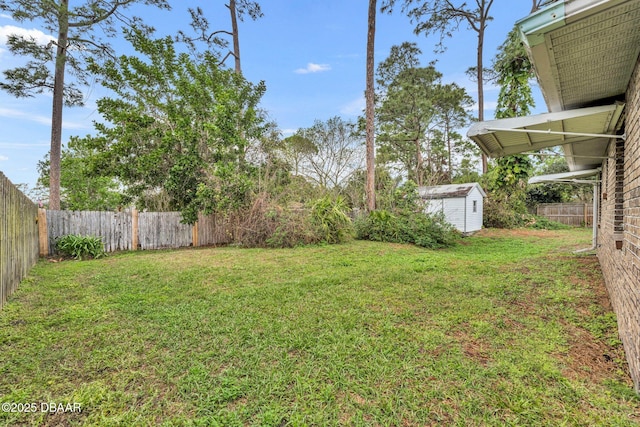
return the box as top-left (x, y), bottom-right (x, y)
top-left (536, 203), bottom-right (593, 227)
top-left (1, 172), bottom-right (39, 309)
top-left (41, 209), bottom-right (235, 255)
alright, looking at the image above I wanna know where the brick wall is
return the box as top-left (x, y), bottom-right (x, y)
top-left (597, 55), bottom-right (640, 393)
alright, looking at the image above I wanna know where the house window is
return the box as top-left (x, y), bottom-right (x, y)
top-left (473, 200), bottom-right (478, 213)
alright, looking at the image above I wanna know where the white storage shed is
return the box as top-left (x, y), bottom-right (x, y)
top-left (418, 183), bottom-right (486, 234)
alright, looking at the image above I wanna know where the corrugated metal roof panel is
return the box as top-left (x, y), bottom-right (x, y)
top-left (467, 104), bottom-right (621, 158)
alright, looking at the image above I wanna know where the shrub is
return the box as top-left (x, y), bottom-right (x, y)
top-left (355, 210), bottom-right (401, 242)
top-left (55, 234), bottom-right (106, 260)
top-left (355, 210), bottom-right (459, 249)
top-left (403, 212), bottom-right (460, 248)
top-left (310, 195), bottom-right (354, 244)
top-left (235, 193), bottom-right (353, 248)
top-left (483, 196), bottom-right (527, 229)
top-left (526, 215), bottom-right (571, 230)
top-left (265, 208), bottom-right (317, 248)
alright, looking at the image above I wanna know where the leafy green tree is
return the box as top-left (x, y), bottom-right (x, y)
top-left (0, 0), bottom-right (171, 210)
top-left (434, 82), bottom-right (476, 180)
top-left (77, 29), bottom-right (266, 223)
top-left (482, 24), bottom-right (538, 227)
top-left (490, 25), bottom-right (534, 192)
top-left (375, 42), bottom-right (421, 89)
top-left (377, 64), bottom-right (442, 186)
top-left (37, 137), bottom-right (124, 211)
top-left (342, 166), bottom-right (401, 210)
top-left (526, 155), bottom-right (592, 206)
top-left (376, 44), bottom-right (475, 185)
top-left (280, 135), bottom-right (318, 178)
top-left (383, 0), bottom-right (495, 173)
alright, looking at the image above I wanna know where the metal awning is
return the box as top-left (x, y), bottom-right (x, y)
top-left (467, 103), bottom-right (624, 165)
top-left (528, 168), bottom-right (600, 184)
top-left (517, 0), bottom-right (640, 113)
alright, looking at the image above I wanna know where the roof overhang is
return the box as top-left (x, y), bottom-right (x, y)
top-left (528, 168), bottom-right (601, 184)
top-left (467, 103), bottom-right (625, 169)
top-left (517, 0), bottom-right (640, 112)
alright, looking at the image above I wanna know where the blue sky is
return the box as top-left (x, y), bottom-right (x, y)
top-left (0, 1), bottom-right (544, 189)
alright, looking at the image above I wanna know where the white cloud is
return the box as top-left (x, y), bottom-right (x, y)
top-left (0, 155), bottom-right (8, 161)
top-left (469, 101), bottom-right (498, 113)
top-left (294, 62), bottom-right (331, 74)
top-left (0, 142), bottom-right (49, 149)
top-left (280, 128), bottom-right (297, 136)
top-left (0, 14), bottom-right (12, 20)
top-left (0, 25), bottom-right (55, 47)
top-left (0, 107), bottom-right (90, 130)
top-left (340, 96), bottom-right (365, 116)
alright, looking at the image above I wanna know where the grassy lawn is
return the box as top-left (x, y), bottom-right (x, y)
top-left (1, 228), bottom-right (638, 426)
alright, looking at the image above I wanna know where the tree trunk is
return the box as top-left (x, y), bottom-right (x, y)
top-left (415, 138), bottom-right (423, 186)
top-left (365, 0), bottom-right (376, 211)
top-left (477, 22), bottom-right (487, 174)
top-left (49, 0), bottom-right (70, 210)
top-left (229, 0), bottom-right (241, 74)
top-left (446, 121), bottom-right (452, 181)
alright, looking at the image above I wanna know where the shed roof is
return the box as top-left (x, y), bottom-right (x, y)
top-left (418, 183), bottom-right (486, 199)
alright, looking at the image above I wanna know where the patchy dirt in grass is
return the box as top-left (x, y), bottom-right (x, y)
top-left (487, 240), bottom-right (632, 388)
top-left (511, 252), bottom-right (631, 386)
top-left (560, 323), bottom-right (623, 382)
top-left (558, 255), bottom-right (631, 384)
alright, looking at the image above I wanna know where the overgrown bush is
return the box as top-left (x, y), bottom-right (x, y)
top-left (526, 215), bottom-right (571, 230)
top-left (355, 210), bottom-right (400, 242)
top-left (483, 196), bottom-right (528, 229)
top-left (355, 210), bottom-right (459, 249)
top-left (310, 196), bottom-right (353, 244)
top-left (235, 193), bottom-right (353, 248)
top-left (55, 234), bottom-right (106, 260)
top-left (265, 208), bottom-right (318, 248)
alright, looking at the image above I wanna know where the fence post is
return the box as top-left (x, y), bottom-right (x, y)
top-left (192, 220), bottom-right (199, 247)
top-left (38, 209), bottom-right (48, 256)
top-left (132, 209), bottom-right (139, 250)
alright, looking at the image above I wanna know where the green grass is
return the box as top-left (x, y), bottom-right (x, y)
top-left (1, 228), bottom-right (638, 426)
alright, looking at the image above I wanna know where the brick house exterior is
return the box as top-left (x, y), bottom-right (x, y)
top-left (467, 1), bottom-right (640, 392)
top-left (598, 56), bottom-right (640, 392)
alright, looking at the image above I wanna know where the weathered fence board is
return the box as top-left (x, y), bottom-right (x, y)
top-left (197, 212), bottom-right (234, 246)
top-left (43, 209), bottom-right (233, 254)
top-left (138, 211), bottom-right (192, 250)
top-left (0, 172), bottom-right (39, 309)
top-left (536, 203), bottom-right (593, 227)
top-left (46, 210), bottom-right (133, 254)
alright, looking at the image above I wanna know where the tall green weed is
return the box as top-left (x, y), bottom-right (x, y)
top-left (55, 235), bottom-right (106, 260)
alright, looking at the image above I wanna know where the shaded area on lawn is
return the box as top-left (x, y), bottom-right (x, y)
top-left (1, 228), bottom-right (638, 426)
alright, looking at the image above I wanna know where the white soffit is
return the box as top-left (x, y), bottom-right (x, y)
top-left (528, 168), bottom-right (601, 184)
top-left (467, 104), bottom-right (623, 158)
